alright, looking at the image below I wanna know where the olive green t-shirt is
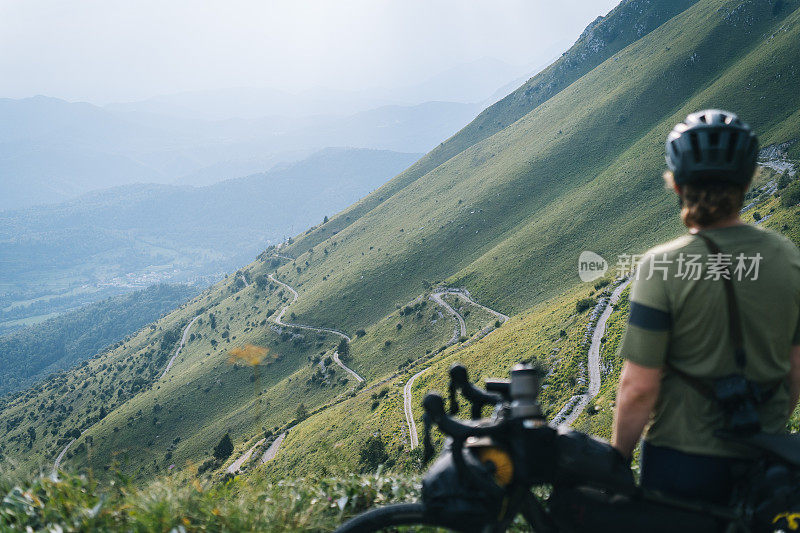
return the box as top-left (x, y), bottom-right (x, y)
top-left (619, 224), bottom-right (800, 457)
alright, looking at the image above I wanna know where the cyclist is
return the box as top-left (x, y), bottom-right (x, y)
top-left (611, 109), bottom-right (800, 504)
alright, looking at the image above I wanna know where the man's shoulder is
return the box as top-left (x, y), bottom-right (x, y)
top-left (751, 225), bottom-right (800, 255)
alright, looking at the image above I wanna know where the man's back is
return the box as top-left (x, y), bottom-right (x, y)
top-left (620, 224), bottom-right (800, 457)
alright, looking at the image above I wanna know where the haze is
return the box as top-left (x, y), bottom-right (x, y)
top-left (0, 0), bottom-right (619, 104)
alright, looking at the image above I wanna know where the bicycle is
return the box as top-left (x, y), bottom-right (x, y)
top-left (335, 363), bottom-right (800, 532)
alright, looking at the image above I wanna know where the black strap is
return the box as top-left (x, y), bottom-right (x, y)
top-left (694, 232), bottom-right (747, 369)
top-left (666, 363), bottom-right (715, 399)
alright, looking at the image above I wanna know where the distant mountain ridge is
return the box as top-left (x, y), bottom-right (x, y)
top-left (0, 147), bottom-right (420, 325)
top-left (0, 97), bottom-right (478, 210)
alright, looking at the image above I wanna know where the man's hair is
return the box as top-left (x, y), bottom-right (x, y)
top-left (663, 171), bottom-right (748, 227)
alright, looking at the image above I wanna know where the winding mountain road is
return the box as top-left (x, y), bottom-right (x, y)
top-left (430, 291), bottom-right (466, 344)
top-left (52, 434), bottom-right (81, 477)
top-left (226, 437), bottom-right (265, 474)
top-left (268, 274), bottom-right (363, 382)
top-left (555, 278), bottom-right (631, 428)
top-left (404, 289), bottom-right (509, 449)
top-left (403, 368), bottom-right (429, 449)
top-left (54, 314), bottom-right (202, 473)
top-left (261, 432), bottom-right (286, 463)
top-left (160, 315), bottom-right (201, 379)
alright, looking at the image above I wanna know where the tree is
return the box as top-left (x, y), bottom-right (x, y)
top-left (337, 338), bottom-right (350, 359)
top-left (296, 403), bottom-right (308, 421)
top-left (213, 433), bottom-right (234, 460)
top-left (323, 215), bottom-right (329, 224)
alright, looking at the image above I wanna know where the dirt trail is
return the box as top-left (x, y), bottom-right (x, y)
top-left (430, 291), bottom-right (466, 343)
top-left (404, 289), bottom-right (509, 449)
top-left (226, 438), bottom-right (265, 474)
top-left (403, 368), bottom-right (429, 449)
top-left (553, 278), bottom-right (631, 427)
top-left (160, 315), bottom-right (201, 379)
top-left (52, 435), bottom-right (80, 477)
top-left (261, 432), bottom-right (286, 463)
top-left (268, 274), bottom-right (362, 381)
top-left (54, 314), bottom-right (201, 473)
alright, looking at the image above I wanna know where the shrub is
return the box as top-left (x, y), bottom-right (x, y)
top-left (594, 279), bottom-right (610, 290)
top-left (358, 435), bottom-right (390, 473)
top-left (355, 329), bottom-right (366, 338)
top-left (575, 298), bottom-right (597, 313)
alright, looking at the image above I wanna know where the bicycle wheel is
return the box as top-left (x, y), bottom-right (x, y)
top-left (334, 503), bottom-right (476, 532)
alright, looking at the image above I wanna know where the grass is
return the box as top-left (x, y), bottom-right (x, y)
top-left (0, 470), bottom-right (421, 532)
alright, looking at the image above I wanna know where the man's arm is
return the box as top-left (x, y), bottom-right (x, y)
top-left (612, 360), bottom-right (662, 459)
top-left (788, 345), bottom-right (800, 414)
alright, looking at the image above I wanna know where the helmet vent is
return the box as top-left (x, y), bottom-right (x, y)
top-left (689, 132), bottom-right (702, 162)
top-left (698, 114), bottom-right (707, 123)
top-left (726, 131), bottom-right (740, 162)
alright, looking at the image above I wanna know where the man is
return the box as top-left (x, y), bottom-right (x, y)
top-left (611, 109), bottom-right (800, 504)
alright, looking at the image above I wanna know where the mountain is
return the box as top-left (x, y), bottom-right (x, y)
top-left (0, 96), bottom-right (478, 209)
top-left (0, 148), bottom-right (420, 333)
top-left (0, 284), bottom-right (196, 397)
top-left (105, 58), bottom-right (527, 121)
top-left (1, 0), bottom-right (800, 505)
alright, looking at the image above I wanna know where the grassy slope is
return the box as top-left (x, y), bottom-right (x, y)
top-left (262, 281), bottom-right (600, 478)
top-left (268, 0), bottom-right (800, 339)
top-left (0, 284), bottom-right (196, 397)
top-left (264, 166), bottom-right (800, 482)
top-left (284, 0), bottom-right (700, 262)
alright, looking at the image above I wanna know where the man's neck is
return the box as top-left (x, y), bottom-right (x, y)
top-left (688, 215), bottom-right (746, 234)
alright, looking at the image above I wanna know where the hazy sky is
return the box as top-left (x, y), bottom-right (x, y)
top-left (0, 0), bottom-right (620, 104)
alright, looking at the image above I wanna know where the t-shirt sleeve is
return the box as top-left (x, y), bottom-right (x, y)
top-left (618, 253), bottom-right (672, 368)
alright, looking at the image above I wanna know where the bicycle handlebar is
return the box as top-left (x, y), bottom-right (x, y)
top-left (423, 392), bottom-right (510, 441)
top-left (448, 364), bottom-right (506, 419)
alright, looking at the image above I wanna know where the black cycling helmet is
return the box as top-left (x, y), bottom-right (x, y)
top-left (666, 109), bottom-right (758, 185)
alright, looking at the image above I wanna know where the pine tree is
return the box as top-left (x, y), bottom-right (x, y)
top-left (213, 433), bottom-right (234, 460)
top-left (337, 338), bottom-right (350, 359)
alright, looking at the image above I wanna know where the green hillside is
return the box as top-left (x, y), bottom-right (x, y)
top-left (2, 0), bottom-right (800, 513)
top-left (272, 0), bottom-right (800, 336)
